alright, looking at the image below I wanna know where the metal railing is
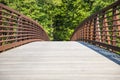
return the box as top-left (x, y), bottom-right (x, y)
top-left (0, 4), bottom-right (49, 52)
top-left (71, 0), bottom-right (120, 53)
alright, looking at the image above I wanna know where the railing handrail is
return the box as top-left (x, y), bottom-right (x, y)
top-left (71, 0), bottom-right (120, 54)
top-left (0, 3), bottom-right (49, 52)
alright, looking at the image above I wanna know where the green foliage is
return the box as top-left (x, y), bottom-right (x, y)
top-left (0, 0), bottom-right (116, 40)
top-left (90, 0), bottom-right (116, 13)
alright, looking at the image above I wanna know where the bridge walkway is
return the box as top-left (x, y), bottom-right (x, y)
top-left (0, 41), bottom-right (119, 80)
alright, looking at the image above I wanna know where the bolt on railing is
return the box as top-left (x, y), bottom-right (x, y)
top-left (71, 0), bottom-right (120, 54)
top-left (0, 3), bottom-right (49, 52)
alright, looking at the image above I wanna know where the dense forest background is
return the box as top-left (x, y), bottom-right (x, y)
top-left (0, 0), bottom-right (117, 40)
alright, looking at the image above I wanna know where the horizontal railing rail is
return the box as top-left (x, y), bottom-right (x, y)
top-left (0, 3), bottom-right (49, 52)
top-left (71, 0), bottom-right (120, 54)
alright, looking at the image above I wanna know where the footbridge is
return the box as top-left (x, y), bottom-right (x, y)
top-left (0, 1), bottom-right (120, 80)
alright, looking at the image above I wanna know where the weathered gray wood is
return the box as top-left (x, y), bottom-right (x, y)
top-left (0, 41), bottom-right (120, 80)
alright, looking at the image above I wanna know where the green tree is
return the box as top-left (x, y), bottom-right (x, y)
top-left (0, 0), bottom-right (117, 41)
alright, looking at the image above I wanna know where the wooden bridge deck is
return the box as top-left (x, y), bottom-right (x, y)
top-left (0, 41), bottom-right (120, 80)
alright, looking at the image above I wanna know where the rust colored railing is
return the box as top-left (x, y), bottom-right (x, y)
top-left (0, 4), bottom-right (49, 52)
top-left (71, 0), bottom-right (120, 53)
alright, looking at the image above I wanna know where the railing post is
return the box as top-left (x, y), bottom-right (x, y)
top-left (88, 21), bottom-right (91, 41)
top-left (112, 6), bottom-right (117, 46)
top-left (17, 16), bottom-right (21, 42)
top-left (21, 17), bottom-right (24, 42)
top-left (90, 20), bottom-right (93, 41)
top-left (75, 32), bottom-right (77, 40)
top-left (103, 14), bottom-right (111, 45)
top-left (87, 22), bottom-right (89, 41)
top-left (18, 16), bottom-right (22, 42)
top-left (78, 29), bottom-right (80, 40)
top-left (83, 24), bottom-right (86, 41)
top-left (79, 29), bottom-right (81, 40)
top-left (101, 12), bottom-right (106, 44)
top-left (82, 27), bottom-right (84, 41)
top-left (112, 8), bottom-right (120, 47)
top-left (96, 15), bottom-right (101, 42)
top-left (86, 22), bottom-right (89, 41)
top-left (75, 33), bottom-right (76, 41)
top-left (76, 31), bottom-right (78, 40)
top-left (93, 17), bottom-right (97, 42)
top-left (74, 33), bottom-right (76, 40)
top-left (7, 12), bottom-right (14, 44)
top-left (115, 10), bottom-right (120, 36)
top-left (85, 23), bottom-right (87, 41)
top-left (0, 6), bottom-right (2, 46)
